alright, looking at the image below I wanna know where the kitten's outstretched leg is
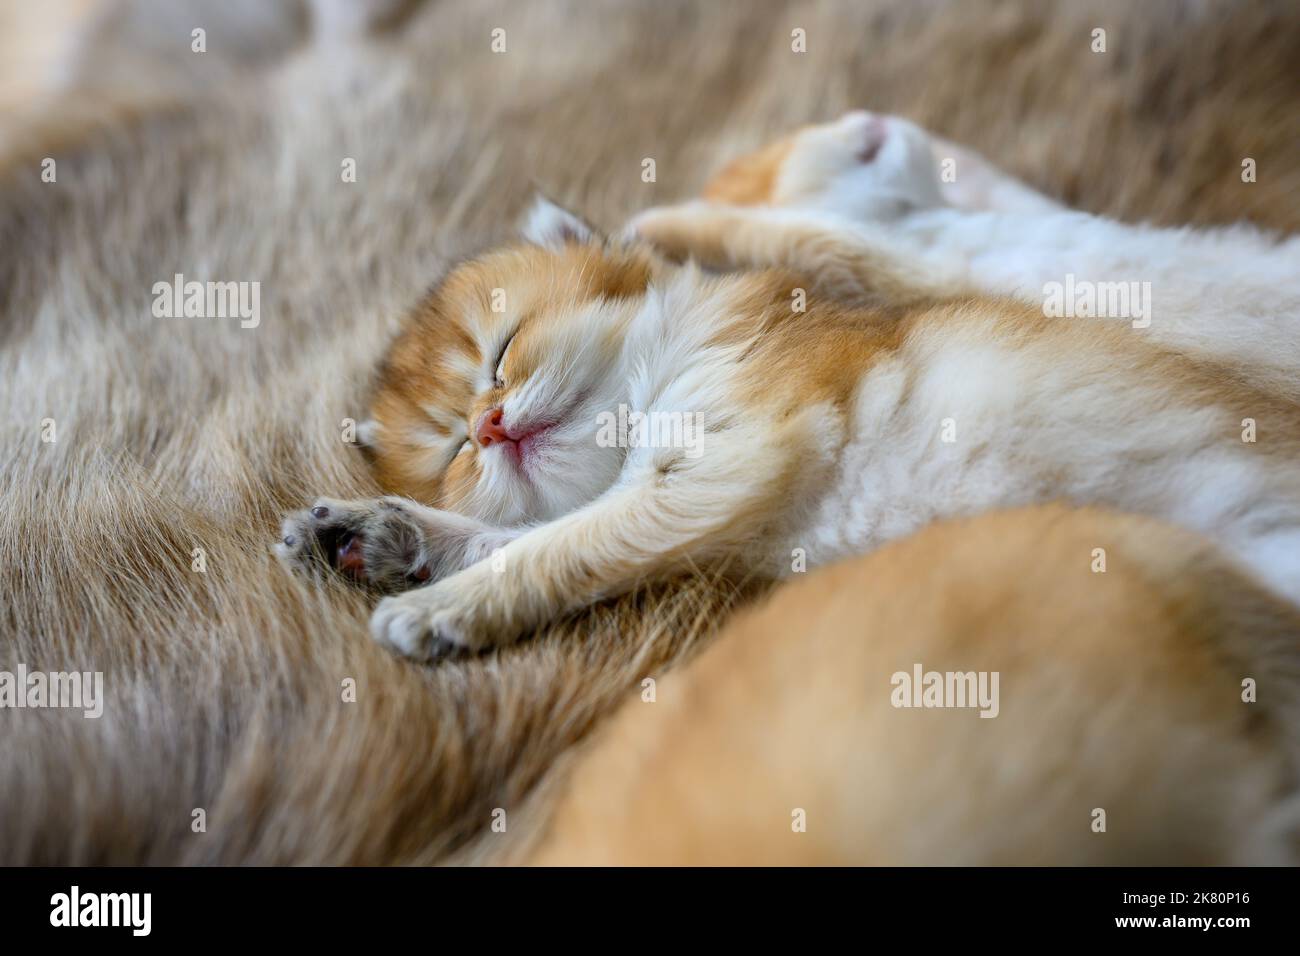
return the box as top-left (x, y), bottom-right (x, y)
top-left (628, 202), bottom-right (969, 305)
top-left (627, 112), bottom-right (982, 305)
top-left (368, 409), bottom-right (815, 660)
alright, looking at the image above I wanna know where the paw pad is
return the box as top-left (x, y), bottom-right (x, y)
top-left (277, 497), bottom-right (433, 592)
top-left (838, 110), bottom-right (887, 164)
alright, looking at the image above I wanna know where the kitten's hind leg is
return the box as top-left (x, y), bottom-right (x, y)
top-left (700, 109), bottom-right (1063, 219)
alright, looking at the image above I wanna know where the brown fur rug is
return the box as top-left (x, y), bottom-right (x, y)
top-left (1, 0), bottom-right (1297, 864)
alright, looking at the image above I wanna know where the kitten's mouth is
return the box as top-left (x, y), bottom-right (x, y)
top-left (508, 422), bottom-right (557, 477)
top-left (494, 390), bottom-right (589, 480)
top-left (480, 410), bottom-right (560, 475)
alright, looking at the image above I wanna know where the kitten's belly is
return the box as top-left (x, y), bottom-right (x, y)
top-left (778, 459), bottom-right (1025, 578)
top-left (772, 355), bottom-right (1300, 608)
top-left (775, 412), bottom-right (1035, 576)
top-left (778, 441), bottom-right (1300, 614)
top-left (780, 451), bottom-right (1300, 611)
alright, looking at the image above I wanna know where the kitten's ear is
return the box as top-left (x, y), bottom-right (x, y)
top-left (520, 195), bottom-right (600, 248)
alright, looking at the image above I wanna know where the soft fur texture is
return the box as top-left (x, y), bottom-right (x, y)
top-left (2, 0), bottom-right (1299, 864)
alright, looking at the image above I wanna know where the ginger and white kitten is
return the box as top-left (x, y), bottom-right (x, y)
top-left (278, 111), bottom-right (1300, 660)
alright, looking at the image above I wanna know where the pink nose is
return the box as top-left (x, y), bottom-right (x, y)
top-left (476, 407), bottom-right (510, 447)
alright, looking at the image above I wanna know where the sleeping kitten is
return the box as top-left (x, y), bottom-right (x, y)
top-left (278, 111), bottom-right (1300, 661)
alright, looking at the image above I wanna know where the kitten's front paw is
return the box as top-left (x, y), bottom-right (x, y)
top-left (275, 496), bottom-right (433, 591)
top-left (369, 580), bottom-right (501, 662)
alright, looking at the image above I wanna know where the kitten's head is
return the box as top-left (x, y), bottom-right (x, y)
top-left (364, 199), bottom-right (659, 525)
top-left (704, 111), bottom-right (945, 219)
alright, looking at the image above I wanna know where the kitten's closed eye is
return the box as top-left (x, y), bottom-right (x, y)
top-left (493, 331), bottom-right (517, 388)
